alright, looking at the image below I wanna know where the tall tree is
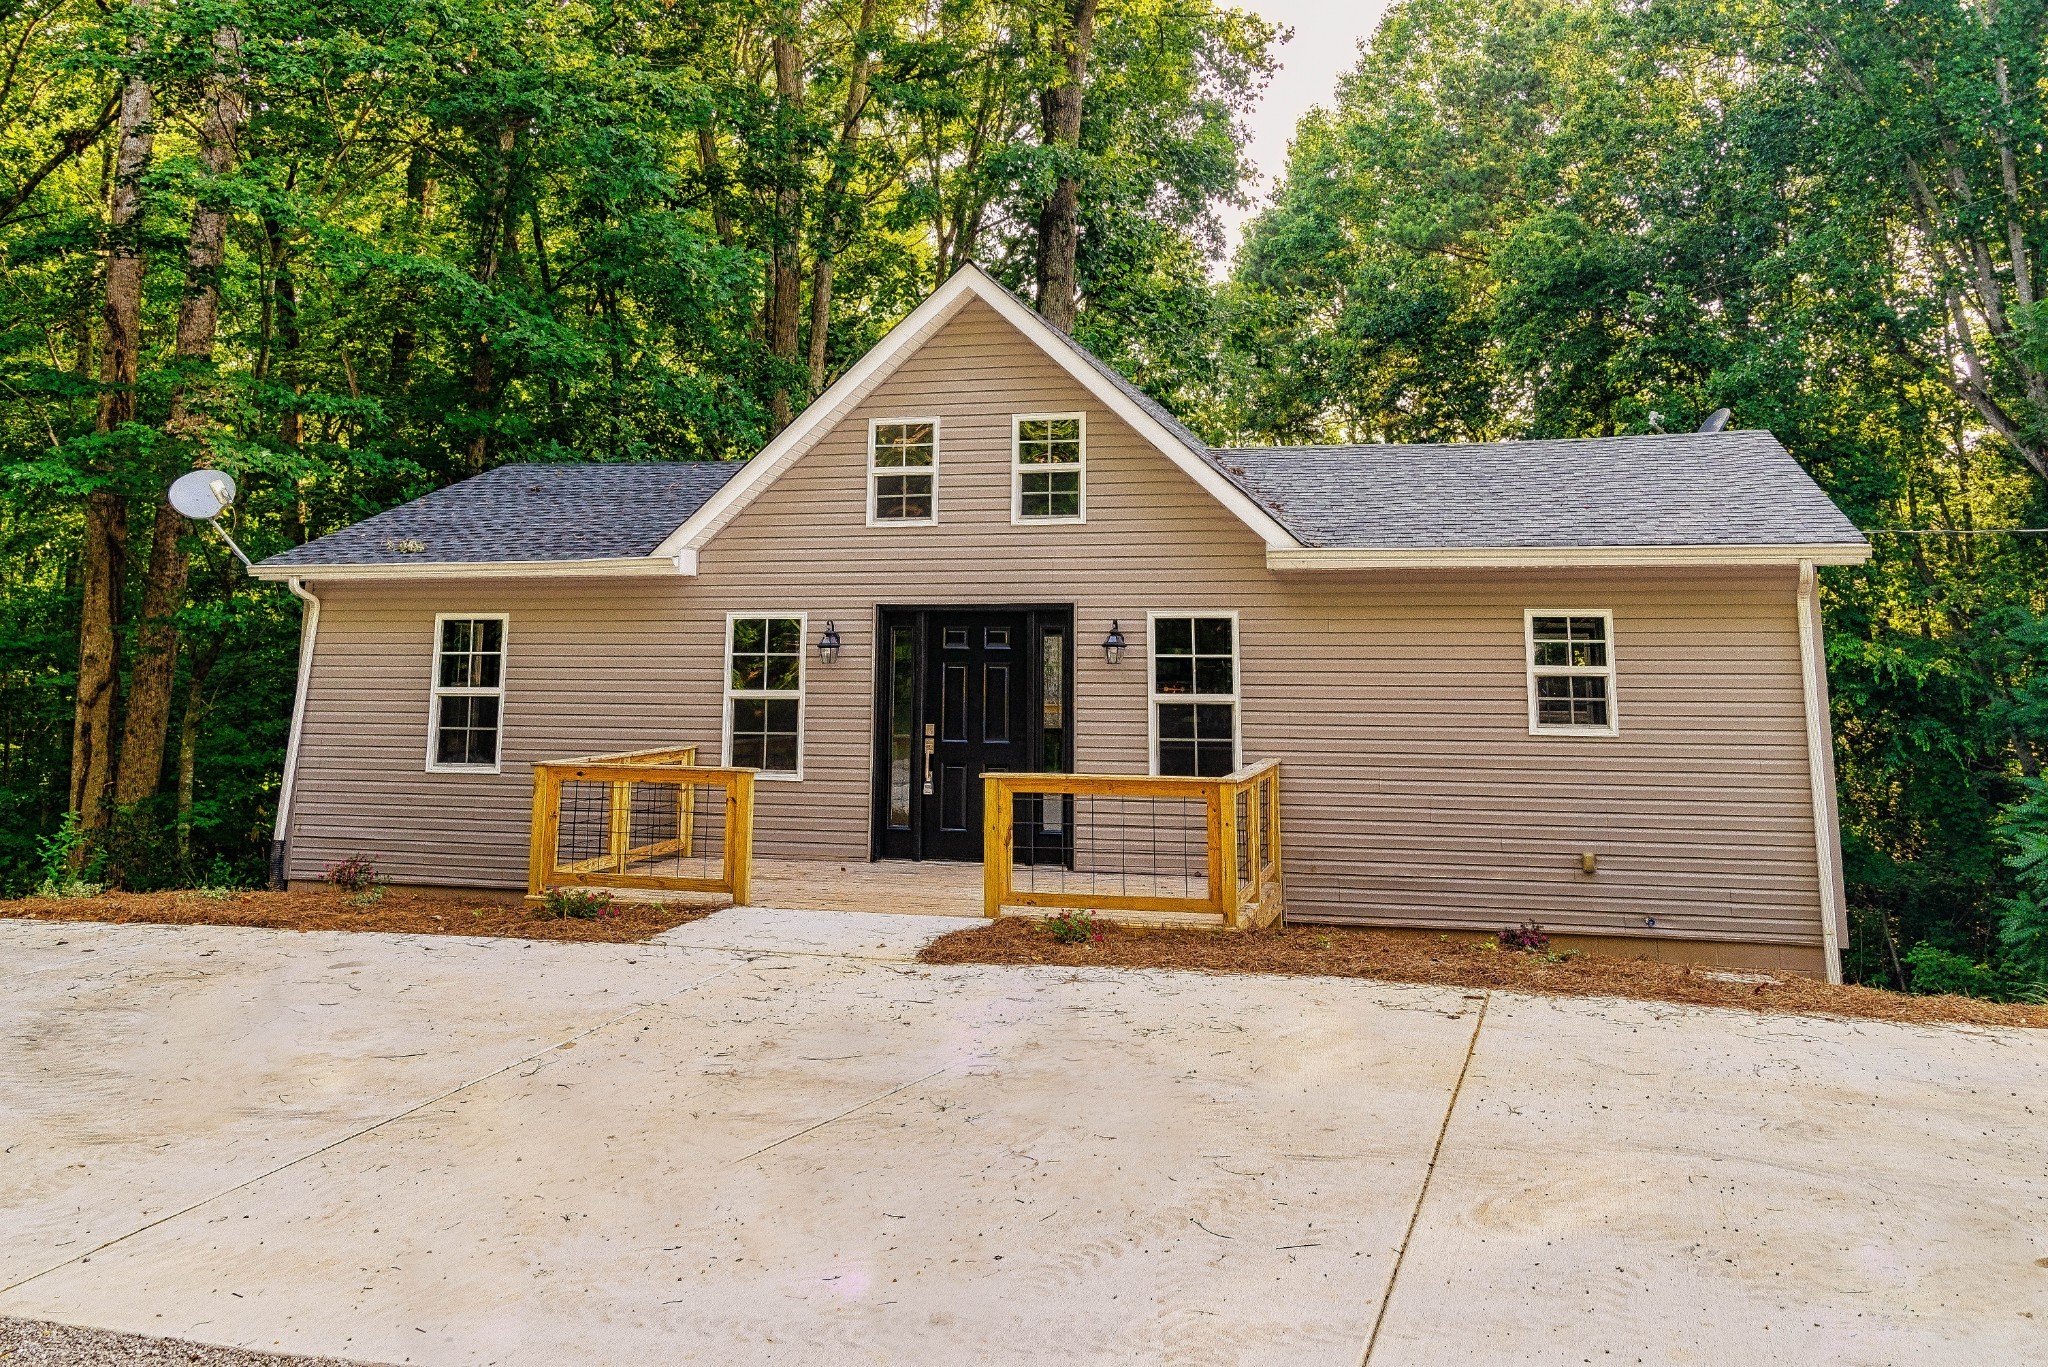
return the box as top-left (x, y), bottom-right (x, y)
top-left (1033, 0), bottom-right (1097, 331)
top-left (114, 21), bottom-right (246, 808)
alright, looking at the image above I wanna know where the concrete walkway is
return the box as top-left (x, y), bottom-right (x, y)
top-left (2, 911), bottom-right (2043, 1365)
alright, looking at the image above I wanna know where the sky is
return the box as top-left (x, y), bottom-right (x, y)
top-left (1215, 0), bottom-right (1396, 265)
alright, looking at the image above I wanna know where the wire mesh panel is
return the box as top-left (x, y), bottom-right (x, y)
top-left (530, 752), bottom-right (753, 900)
top-left (984, 762), bottom-right (1281, 929)
top-left (1008, 790), bottom-right (1211, 905)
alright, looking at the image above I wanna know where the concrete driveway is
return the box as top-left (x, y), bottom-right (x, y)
top-left (2, 910), bottom-right (2044, 1366)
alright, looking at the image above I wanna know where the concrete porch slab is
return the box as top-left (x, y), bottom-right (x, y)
top-left (651, 905), bottom-right (964, 960)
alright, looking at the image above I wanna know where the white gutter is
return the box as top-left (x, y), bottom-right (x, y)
top-left (249, 552), bottom-right (694, 583)
top-left (268, 576), bottom-right (321, 887)
top-left (1266, 543), bottom-right (1873, 571)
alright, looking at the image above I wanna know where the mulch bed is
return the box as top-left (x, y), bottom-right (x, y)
top-left (0, 886), bottom-right (712, 944)
top-left (920, 918), bottom-right (2048, 1030)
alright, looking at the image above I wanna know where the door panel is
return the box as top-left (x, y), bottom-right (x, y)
top-left (921, 610), bottom-right (1028, 860)
top-left (873, 607), bottom-right (1072, 862)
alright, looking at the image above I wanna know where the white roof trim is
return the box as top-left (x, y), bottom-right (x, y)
top-left (651, 264), bottom-right (1303, 559)
top-left (1266, 544), bottom-right (1872, 571)
top-left (249, 553), bottom-right (694, 583)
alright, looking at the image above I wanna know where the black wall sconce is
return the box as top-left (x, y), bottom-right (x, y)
top-left (1102, 620), bottom-right (1127, 665)
top-left (817, 620), bottom-right (842, 664)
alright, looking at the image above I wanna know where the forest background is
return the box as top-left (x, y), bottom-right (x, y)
top-left (2, 0), bottom-right (2044, 994)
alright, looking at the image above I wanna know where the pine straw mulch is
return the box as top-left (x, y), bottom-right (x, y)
top-left (919, 918), bottom-right (2048, 1030)
top-left (0, 886), bottom-right (714, 944)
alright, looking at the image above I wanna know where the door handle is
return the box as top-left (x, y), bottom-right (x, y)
top-left (923, 723), bottom-right (936, 794)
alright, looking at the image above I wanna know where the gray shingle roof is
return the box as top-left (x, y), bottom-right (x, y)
top-left (1209, 431), bottom-right (1866, 551)
top-left (258, 462), bottom-right (745, 569)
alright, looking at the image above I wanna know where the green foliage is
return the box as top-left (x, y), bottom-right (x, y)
top-left (535, 886), bottom-right (616, 920)
top-left (1040, 908), bottom-right (1102, 945)
top-left (1997, 778), bottom-right (2048, 981)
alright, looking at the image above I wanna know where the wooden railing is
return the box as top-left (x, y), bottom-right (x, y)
top-left (528, 745), bottom-right (755, 902)
top-left (981, 760), bottom-right (1283, 930)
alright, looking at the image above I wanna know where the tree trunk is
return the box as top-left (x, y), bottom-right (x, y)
top-left (807, 0), bottom-right (880, 393)
top-left (696, 125), bottom-right (736, 248)
top-left (1034, 0), bottom-right (1098, 333)
top-left (387, 148), bottom-right (434, 388)
top-left (115, 24), bottom-right (245, 809)
top-left (465, 121), bottom-right (522, 473)
top-left (767, 29), bottom-right (806, 432)
top-left (69, 15), bottom-right (154, 837)
top-left (173, 660), bottom-right (212, 861)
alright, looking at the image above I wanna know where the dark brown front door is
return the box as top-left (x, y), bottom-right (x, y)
top-left (874, 607), bottom-right (1072, 862)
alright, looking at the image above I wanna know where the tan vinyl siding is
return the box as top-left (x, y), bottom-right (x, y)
top-left (287, 296), bottom-right (1828, 950)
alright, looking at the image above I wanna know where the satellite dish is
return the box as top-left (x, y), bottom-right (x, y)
top-left (169, 469), bottom-right (237, 521)
top-left (1696, 407), bottom-right (1732, 434)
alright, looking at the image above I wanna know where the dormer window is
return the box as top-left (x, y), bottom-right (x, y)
top-left (869, 418), bottom-right (937, 524)
top-left (1013, 414), bottom-right (1085, 523)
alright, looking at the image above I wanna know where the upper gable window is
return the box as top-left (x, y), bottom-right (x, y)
top-left (1013, 414), bottom-right (1085, 523)
top-left (869, 419), bottom-right (937, 524)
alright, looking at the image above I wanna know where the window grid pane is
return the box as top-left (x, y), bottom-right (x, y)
top-left (1529, 613), bottom-right (1614, 730)
top-left (1015, 417), bottom-right (1082, 520)
top-left (729, 615), bottom-right (803, 773)
top-left (432, 618), bottom-right (504, 768)
top-left (1152, 615), bottom-right (1238, 776)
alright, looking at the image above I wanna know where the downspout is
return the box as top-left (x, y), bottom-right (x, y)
top-left (1796, 561), bottom-right (1847, 984)
top-left (268, 576), bottom-right (321, 888)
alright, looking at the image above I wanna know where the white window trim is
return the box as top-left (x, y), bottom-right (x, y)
top-left (1144, 609), bottom-right (1242, 777)
top-left (1524, 608), bottom-right (1620, 737)
top-left (425, 612), bottom-right (508, 774)
top-left (866, 416), bottom-right (940, 527)
top-left (722, 610), bottom-right (808, 781)
top-left (1011, 412), bottom-right (1087, 525)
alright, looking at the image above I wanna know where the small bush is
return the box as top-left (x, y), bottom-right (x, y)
top-left (1902, 943), bottom-right (2037, 1001)
top-left (1041, 909), bottom-right (1102, 945)
top-left (324, 855), bottom-right (382, 894)
top-left (1497, 921), bottom-right (1549, 952)
top-left (535, 887), bottom-right (617, 920)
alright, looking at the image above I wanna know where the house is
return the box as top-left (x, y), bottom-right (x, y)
top-left (253, 265), bottom-right (1870, 978)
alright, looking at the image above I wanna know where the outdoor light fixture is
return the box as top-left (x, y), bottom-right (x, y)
top-left (817, 621), bottom-right (842, 664)
top-left (1102, 620), bottom-right (1127, 665)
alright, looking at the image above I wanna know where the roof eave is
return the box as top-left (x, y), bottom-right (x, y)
top-left (249, 551), bottom-right (696, 583)
top-left (1265, 543), bottom-right (1873, 571)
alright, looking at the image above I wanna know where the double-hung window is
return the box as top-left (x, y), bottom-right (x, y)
top-left (1526, 611), bottom-right (1618, 735)
top-left (429, 615), bottom-right (506, 771)
top-left (725, 613), bottom-right (805, 776)
top-left (1150, 613), bottom-right (1239, 776)
top-left (869, 419), bottom-right (937, 524)
top-left (1013, 414), bottom-right (1085, 522)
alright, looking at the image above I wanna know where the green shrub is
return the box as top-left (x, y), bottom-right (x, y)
top-left (1040, 909), bottom-right (1101, 945)
top-left (535, 887), bottom-right (617, 920)
top-left (1996, 778), bottom-right (2048, 982)
top-left (1901, 944), bottom-right (2037, 1001)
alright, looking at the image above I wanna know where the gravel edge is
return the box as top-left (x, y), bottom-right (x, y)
top-left (0, 1317), bottom-right (386, 1366)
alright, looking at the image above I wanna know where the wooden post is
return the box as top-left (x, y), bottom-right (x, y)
top-left (1265, 769), bottom-right (1285, 927)
top-left (1210, 779), bottom-right (1239, 928)
top-left (527, 765), bottom-right (554, 898)
top-left (982, 774), bottom-right (1010, 919)
top-left (727, 770), bottom-right (755, 904)
top-left (607, 778), bottom-right (632, 873)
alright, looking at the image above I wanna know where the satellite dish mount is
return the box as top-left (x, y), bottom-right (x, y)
top-left (168, 469), bottom-right (252, 569)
